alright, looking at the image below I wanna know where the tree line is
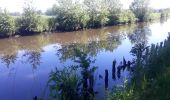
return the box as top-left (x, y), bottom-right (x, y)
top-left (0, 0), bottom-right (170, 38)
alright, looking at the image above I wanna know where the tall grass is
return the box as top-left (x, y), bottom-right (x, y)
top-left (108, 34), bottom-right (170, 100)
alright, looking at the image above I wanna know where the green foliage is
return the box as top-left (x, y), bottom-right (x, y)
top-left (16, 3), bottom-right (47, 35)
top-left (130, 36), bottom-right (170, 99)
top-left (55, 3), bottom-right (90, 31)
top-left (48, 17), bottom-right (57, 32)
top-left (106, 80), bottom-right (134, 100)
top-left (110, 35), bottom-right (170, 100)
top-left (96, 2), bottom-right (109, 27)
top-left (48, 66), bottom-right (81, 100)
top-left (48, 49), bottom-right (97, 100)
top-left (0, 0), bottom-right (167, 37)
top-left (0, 10), bottom-right (16, 37)
top-left (117, 10), bottom-right (136, 24)
top-left (84, 0), bottom-right (109, 28)
top-left (149, 13), bottom-right (161, 21)
top-left (103, 33), bottom-right (170, 100)
top-left (106, 0), bottom-right (122, 15)
top-left (130, 0), bottom-right (151, 22)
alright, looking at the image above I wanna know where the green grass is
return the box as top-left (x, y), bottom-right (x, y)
top-left (108, 35), bottom-right (170, 100)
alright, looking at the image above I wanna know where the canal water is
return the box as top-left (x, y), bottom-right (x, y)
top-left (0, 19), bottom-right (170, 100)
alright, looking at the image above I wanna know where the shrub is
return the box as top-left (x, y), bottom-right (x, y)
top-left (16, 4), bottom-right (48, 35)
top-left (117, 10), bottom-right (136, 24)
top-left (48, 17), bottom-right (57, 32)
top-left (130, 0), bottom-right (150, 22)
top-left (55, 5), bottom-right (90, 31)
top-left (149, 13), bottom-right (161, 21)
top-left (0, 10), bottom-right (16, 37)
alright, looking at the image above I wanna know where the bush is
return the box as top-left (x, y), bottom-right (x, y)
top-left (117, 10), bottom-right (136, 24)
top-left (0, 10), bottom-right (16, 37)
top-left (84, 0), bottom-right (109, 28)
top-left (55, 5), bottom-right (90, 31)
top-left (48, 17), bottom-right (57, 32)
top-left (16, 5), bottom-right (48, 35)
top-left (149, 13), bottom-right (161, 21)
top-left (130, 0), bottom-right (150, 22)
top-left (94, 5), bottom-right (109, 27)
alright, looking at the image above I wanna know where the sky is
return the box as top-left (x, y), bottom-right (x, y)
top-left (0, 0), bottom-right (170, 12)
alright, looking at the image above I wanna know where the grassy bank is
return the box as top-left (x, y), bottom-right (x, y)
top-left (0, 0), bottom-right (170, 38)
top-left (0, 12), bottom-right (168, 38)
top-left (107, 34), bottom-right (170, 100)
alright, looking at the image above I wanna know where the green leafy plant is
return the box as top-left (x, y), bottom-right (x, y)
top-left (0, 10), bottom-right (16, 37)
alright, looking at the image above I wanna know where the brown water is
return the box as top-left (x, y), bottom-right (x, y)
top-left (0, 20), bottom-right (170, 100)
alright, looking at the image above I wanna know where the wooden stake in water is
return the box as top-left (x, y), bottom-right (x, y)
top-left (105, 69), bottom-right (109, 89)
top-left (112, 60), bottom-right (116, 80)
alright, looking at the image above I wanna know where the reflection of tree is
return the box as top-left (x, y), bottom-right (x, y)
top-left (160, 17), bottom-right (168, 25)
top-left (23, 50), bottom-right (41, 69)
top-left (128, 25), bottom-right (151, 44)
top-left (48, 49), bottom-right (97, 100)
top-left (0, 54), bottom-right (17, 68)
top-left (57, 34), bottom-right (122, 62)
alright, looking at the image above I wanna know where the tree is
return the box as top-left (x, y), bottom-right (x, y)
top-left (45, 4), bottom-right (58, 16)
top-left (53, 0), bottom-right (90, 31)
top-left (0, 9), bottom-right (16, 37)
top-left (106, 0), bottom-right (122, 15)
top-left (84, 0), bottom-right (109, 27)
top-left (16, 1), bottom-right (48, 35)
top-left (105, 0), bottom-right (123, 25)
top-left (130, 0), bottom-right (150, 22)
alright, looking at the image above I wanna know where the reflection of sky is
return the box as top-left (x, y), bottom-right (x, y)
top-left (148, 20), bottom-right (170, 45)
top-left (0, 20), bottom-right (170, 99)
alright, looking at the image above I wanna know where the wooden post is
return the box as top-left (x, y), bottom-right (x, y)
top-left (117, 66), bottom-right (121, 79)
top-left (123, 57), bottom-right (126, 71)
top-left (105, 69), bottom-right (109, 89)
top-left (112, 60), bottom-right (116, 80)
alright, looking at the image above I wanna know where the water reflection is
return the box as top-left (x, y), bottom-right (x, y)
top-left (22, 50), bottom-right (42, 69)
top-left (0, 20), bottom-right (170, 99)
top-left (112, 60), bottom-right (116, 80)
top-left (128, 25), bottom-right (151, 44)
top-left (48, 49), bottom-right (97, 100)
top-left (57, 34), bottom-right (123, 62)
top-left (0, 54), bottom-right (17, 68)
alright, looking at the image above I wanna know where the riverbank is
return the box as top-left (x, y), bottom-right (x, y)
top-left (107, 33), bottom-right (170, 100)
top-left (0, 13), bottom-right (169, 39)
top-left (1, 0), bottom-right (170, 38)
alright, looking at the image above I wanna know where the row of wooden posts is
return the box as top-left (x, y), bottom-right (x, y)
top-left (105, 58), bottom-right (134, 89)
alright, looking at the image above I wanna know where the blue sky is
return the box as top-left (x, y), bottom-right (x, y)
top-left (0, 0), bottom-right (170, 12)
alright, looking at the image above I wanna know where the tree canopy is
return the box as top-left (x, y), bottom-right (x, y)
top-left (130, 0), bottom-right (150, 21)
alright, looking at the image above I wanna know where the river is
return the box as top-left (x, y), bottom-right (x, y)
top-left (0, 19), bottom-right (170, 100)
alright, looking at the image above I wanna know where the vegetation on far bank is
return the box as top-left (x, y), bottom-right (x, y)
top-left (0, 0), bottom-right (170, 38)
